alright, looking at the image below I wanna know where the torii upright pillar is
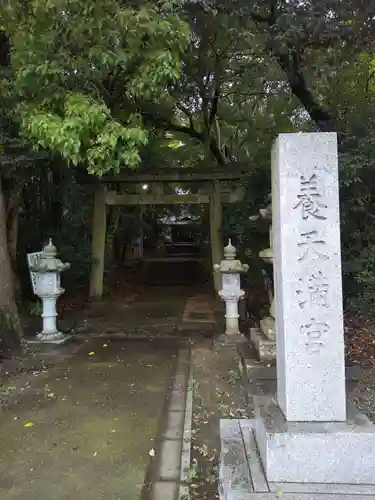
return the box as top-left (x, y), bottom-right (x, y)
top-left (209, 180), bottom-right (223, 292)
top-left (89, 183), bottom-right (107, 299)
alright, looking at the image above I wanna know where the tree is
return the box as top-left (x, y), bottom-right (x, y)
top-left (204, 0), bottom-right (375, 136)
top-left (141, 1), bottom-right (274, 165)
top-left (0, 0), bottom-right (190, 347)
top-left (0, 171), bottom-right (23, 350)
top-left (141, 0), bottom-right (348, 165)
top-left (0, 29), bottom-right (32, 349)
top-left (2, 0), bottom-right (190, 174)
top-left (2, 0), bottom-right (375, 330)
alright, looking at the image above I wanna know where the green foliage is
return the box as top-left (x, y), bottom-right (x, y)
top-left (3, 0), bottom-right (190, 174)
top-left (1, 0), bottom-right (375, 319)
top-left (20, 96), bottom-right (148, 174)
top-left (29, 301), bottom-right (42, 316)
top-left (339, 99), bottom-right (375, 314)
top-left (17, 168), bottom-right (93, 293)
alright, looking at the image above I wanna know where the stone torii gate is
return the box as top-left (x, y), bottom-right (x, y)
top-left (88, 166), bottom-right (246, 298)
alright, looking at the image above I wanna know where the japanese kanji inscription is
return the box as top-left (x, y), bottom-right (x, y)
top-left (296, 270), bottom-right (329, 309)
top-left (300, 318), bottom-right (329, 354)
top-left (297, 230), bottom-right (329, 262)
top-left (293, 174), bottom-right (327, 220)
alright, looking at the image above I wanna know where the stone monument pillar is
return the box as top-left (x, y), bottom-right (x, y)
top-left (253, 133), bottom-right (375, 485)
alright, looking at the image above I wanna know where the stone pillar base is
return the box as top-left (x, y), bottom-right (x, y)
top-left (215, 332), bottom-right (243, 345)
top-left (253, 395), bottom-right (375, 484)
top-left (249, 327), bottom-right (276, 361)
top-left (28, 332), bottom-right (72, 345)
top-left (224, 320), bottom-right (240, 335)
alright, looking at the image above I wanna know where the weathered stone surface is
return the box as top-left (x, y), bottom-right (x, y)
top-left (219, 419), bottom-right (254, 497)
top-left (259, 317), bottom-right (276, 341)
top-left (272, 132), bottom-right (346, 422)
top-left (249, 327), bottom-right (276, 361)
top-left (268, 483), bottom-right (375, 495)
top-left (254, 396), bottom-right (375, 484)
top-left (245, 493), bottom-right (375, 499)
top-left (27, 335), bottom-right (73, 345)
top-left (220, 419), bottom-right (375, 499)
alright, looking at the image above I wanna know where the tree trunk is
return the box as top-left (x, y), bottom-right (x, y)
top-left (274, 51), bottom-right (338, 133)
top-left (0, 175), bottom-right (23, 350)
top-left (6, 182), bottom-right (23, 299)
top-left (50, 163), bottom-right (64, 232)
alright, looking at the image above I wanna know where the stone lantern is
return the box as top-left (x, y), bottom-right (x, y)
top-left (214, 240), bottom-right (248, 337)
top-left (249, 198), bottom-right (276, 360)
top-left (258, 224), bottom-right (275, 342)
top-left (29, 239), bottom-right (71, 343)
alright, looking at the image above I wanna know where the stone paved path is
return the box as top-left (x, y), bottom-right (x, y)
top-left (0, 338), bottom-right (182, 500)
top-left (84, 286), bottom-right (219, 339)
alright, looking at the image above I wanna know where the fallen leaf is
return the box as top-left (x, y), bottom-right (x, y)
top-left (103, 344), bottom-right (108, 348)
top-left (24, 422), bottom-right (35, 428)
top-left (89, 352), bottom-right (95, 356)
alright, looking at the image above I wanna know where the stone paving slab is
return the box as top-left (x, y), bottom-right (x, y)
top-left (84, 288), bottom-right (217, 338)
top-left (182, 295), bottom-right (216, 324)
top-left (144, 347), bottom-right (192, 500)
top-left (220, 419), bottom-right (254, 496)
top-left (268, 483), bottom-right (375, 495)
top-left (0, 339), bottom-right (180, 500)
top-left (244, 495), bottom-right (375, 499)
top-left (219, 419), bottom-right (375, 499)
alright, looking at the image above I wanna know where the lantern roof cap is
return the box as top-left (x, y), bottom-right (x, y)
top-left (224, 239), bottom-right (236, 260)
top-left (43, 239), bottom-right (57, 257)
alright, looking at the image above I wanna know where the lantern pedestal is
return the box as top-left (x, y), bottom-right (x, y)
top-left (34, 293), bottom-right (67, 343)
top-left (219, 290), bottom-right (245, 335)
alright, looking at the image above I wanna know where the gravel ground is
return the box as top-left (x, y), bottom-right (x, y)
top-left (345, 315), bottom-right (375, 422)
top-left (348, 369), bottom-right (375, 422)
top-left (187, 339), bottom-right (250, 500)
